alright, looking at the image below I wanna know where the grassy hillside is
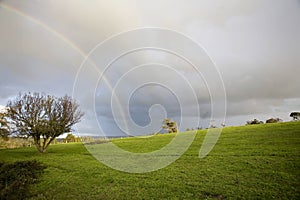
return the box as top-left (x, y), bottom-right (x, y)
top-left (0, 121), bottom-right (299, 199)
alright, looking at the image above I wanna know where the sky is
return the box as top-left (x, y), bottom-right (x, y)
top-left (0, 0), bottom-right (299, 136)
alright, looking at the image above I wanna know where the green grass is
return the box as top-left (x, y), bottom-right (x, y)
top-left (0, 121), bottom-right (299, 199)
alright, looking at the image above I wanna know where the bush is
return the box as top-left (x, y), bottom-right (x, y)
top-left (0, 160), bottom-right (47, 199)
top-left (266, 118), bottom-right (282, 123)
top-left (246, 119), bottom-right (264, 125)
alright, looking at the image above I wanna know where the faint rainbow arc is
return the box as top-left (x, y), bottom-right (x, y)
top-left (0, 3), bottom-right (129, 135)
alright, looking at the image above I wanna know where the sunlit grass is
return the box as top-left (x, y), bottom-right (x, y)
top-left (0, 121), bottom-right (299, 199)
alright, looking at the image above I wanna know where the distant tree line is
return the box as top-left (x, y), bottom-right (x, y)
top-left (162, 111), bottom-right (300, 131)
top-left (246, 112), bottom-right (300, 125)
top-left (185, 127), bottom-right (203, 131)
top-left (64, 133), bottom-right (81, 143)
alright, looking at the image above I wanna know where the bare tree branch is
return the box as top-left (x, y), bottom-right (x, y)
top-left (6, 92), bottom-right (84, 153)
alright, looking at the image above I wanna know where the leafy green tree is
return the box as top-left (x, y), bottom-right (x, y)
top-left (162, 118), bottom-right (178, 133)
top-left (290, 112), bottom-right (300, 121)
top-left (6, 92), bottom-right (84, 153)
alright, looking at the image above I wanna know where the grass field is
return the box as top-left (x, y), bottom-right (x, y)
top-left (1, 121), bottom-right (300, 199)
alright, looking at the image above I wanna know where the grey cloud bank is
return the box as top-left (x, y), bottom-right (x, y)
top-left (0, 0), bottom-right (299, 136)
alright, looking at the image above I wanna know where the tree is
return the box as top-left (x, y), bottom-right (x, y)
top-left (6, 92), bottom-right (84, 153)
top-left (0, 110), bottom-right (9, 140)
top-left (290, 112), bottom-right (300, 121)
top-left (162, 118), bottom-right (178, 133)
top-left (266, 118), bottom-right (282, 123)
top-left (209, 124), bottom-right (217, 128)
top-left (64, 133), bottom-right (76, 143)
top-left (246, 119), bottom-right (264, 125)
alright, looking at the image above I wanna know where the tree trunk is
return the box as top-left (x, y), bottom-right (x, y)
top-left (34, 137), bottom-right (49, 153)
top-left (35, 143), bottom-right (45, 153)
top-left (43, 137), bottom-right (54, 151)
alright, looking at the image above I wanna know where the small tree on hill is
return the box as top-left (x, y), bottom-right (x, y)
top-left (290, 112), bottom-right (300, 121)
top-left (246, 119), bottom-right (264, 125)
top-left (266, 118), bottom-right (282, 123)
top-left (209, 124), bottom-right (217, 128)
top-left (162, 118), bottom-right (178, 133)
top-left (6, 92), bottom-right (84, 153)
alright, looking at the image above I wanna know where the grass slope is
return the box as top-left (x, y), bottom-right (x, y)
top-left (0, 121), bottom-right (299, 199)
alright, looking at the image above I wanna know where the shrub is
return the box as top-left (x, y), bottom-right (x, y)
top-left (0, 160), bottom-right (47, 199)
top-left (246, 119), bottom-right (264, 125)
top-left (209, 125), bottom-right (217, 128)
top-left (266, 118), bottom-right (282, 123)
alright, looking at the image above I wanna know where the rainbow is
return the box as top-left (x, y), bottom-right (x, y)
top-left (0, 3), bottom-right (129, 135)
